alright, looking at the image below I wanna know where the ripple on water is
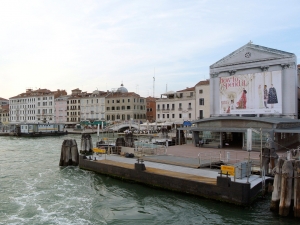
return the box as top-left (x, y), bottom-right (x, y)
top-left (0, 136), bottom-right (300, 225)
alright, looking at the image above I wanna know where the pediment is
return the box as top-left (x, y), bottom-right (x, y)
top-left (210, 42), bottom-right (295, 69)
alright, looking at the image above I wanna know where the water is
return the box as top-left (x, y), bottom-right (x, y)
top-left (0, 134), bottom-right (298, 224)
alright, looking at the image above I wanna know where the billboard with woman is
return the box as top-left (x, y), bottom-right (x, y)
top-left (219, 71), bottom-right (282, 114)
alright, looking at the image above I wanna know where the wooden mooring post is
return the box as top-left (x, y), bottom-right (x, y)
top-left (294, 160), bottom-right (300, 217)
top-left (80, 133), bottom-right (93, 154)
top-left (59, 139), bottom-right (79, 166)
top-left (270, 157), bottom-right (300, 217)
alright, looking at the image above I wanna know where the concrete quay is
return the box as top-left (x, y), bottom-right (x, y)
top-left (79, 144), bottom-right (274, 206)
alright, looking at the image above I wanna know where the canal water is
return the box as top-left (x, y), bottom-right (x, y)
top-left (0, 134), bottom-right (298, 224)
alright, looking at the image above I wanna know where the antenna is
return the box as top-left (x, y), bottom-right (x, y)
top-left (153, 68), bottom-right (155, 98)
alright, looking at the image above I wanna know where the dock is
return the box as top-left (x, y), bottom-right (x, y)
top-left (79, 144), bottom-right (273, 206)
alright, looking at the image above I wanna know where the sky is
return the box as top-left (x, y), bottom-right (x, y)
top-left (1, 0), bottom-right (300, 99)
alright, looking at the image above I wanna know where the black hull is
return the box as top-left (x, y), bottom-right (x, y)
top-left (16, 132), bottom-right (68, 137)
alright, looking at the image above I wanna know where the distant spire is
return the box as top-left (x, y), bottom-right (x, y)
top-left (248, 40), bottom-right (253, 44)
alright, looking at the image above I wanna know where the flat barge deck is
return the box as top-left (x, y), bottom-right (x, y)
top-left (79, 153), bottom-right (272, 206)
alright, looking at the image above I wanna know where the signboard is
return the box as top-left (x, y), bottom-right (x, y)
top-left (220, 71), bottom-right (282, 115)
top-left (221, 165), bottom-right (235, 176)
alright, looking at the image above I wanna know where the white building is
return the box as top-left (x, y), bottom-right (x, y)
top-left (54, 95), bottom-right (70, 123)
top-left (9, 89), bottom-right (67, 124)
top-left (156, 87), bottom-right (196, 124)
top-left (195, 80), bottom-right (210, 119)
top-left (80, 90), bottom-right (107, 122)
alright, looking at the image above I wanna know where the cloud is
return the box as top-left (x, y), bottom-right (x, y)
top-left (0, 0), bottom-right (300, 99)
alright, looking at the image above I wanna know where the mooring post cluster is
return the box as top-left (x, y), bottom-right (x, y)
top-left (270, 155), bottom-right (300, 217)
top-left (59, 139), bottom-right (79, 166)
top-left (80, 133), bottom-right (93, 154)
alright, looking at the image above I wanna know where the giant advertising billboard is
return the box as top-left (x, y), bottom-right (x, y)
top-left (220, 70), bottom-right (282, 115)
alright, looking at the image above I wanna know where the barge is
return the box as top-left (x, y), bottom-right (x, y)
top-left (78, 153), bottom-right (272, 206)
top-left (9, 123), bottom-right (67, 137)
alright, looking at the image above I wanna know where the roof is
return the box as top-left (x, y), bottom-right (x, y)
top-left (194, 116), bottom-right (299, 125)
top-left (210, 42), bottom-right (296, 69)
top-left (105, 92), bottom-right (141, 98)
top-left (177, 87), bottom-right (195, 92)
top-left (195, 80), bottom-right (210, 86)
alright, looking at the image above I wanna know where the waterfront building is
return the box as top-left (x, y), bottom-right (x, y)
top-left (0, 97), bottom-right (9, 106)
top-left (146, 96), bottom-right (157, 122)
top-left (0, 104), bottom-right (9, 124)
top-left (80, 90), bottom-right (107, 122)
top-left (195, 80), bottom-right (210, 119)
top-left (9, 89), bottom-right (67, 124)
top-left (156, 86), bottom-right (196, 125)
top-left (105, 83), bottom-right (146, 123)
top-left (66, 88), bottom-right (89, 126)
top-left (189, 42), bottom-right (299, 151)
top-left (54, 95), bottom-right (70, 124)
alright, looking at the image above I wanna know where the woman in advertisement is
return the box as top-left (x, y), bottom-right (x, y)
top-left (264, 85), bottom-right (268, 108)
top-left (267, 84), bottom-right (278, 108)
top-left (237, 89), bottom-right (247, 109)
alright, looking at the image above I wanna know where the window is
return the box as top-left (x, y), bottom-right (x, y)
top-left (199, 110), bottom-right (203, 119)
top-left (162, 104), bottom-right (165, 110)
top-left (158, 114), bottom-right (160, 119)
top-left (167, 104), bottom-right (169, 110)
top-left (157, 104), bottom-right (160, 110)
top-left (172, 114), bottom-right (175, 118)
top-left (167, 114), bottom-right (169, 118)
top-left (199, 89), bottom-right (203, 94)
top-left (179, 103), bottom-right (182, 110)
top-left (179, 114), bottom-right (182, 118)
top-left (190, 92), bottom-right (193, 97)
top-left (199, 98), bottom-right (204, 105)
top-left (162, 114), bottom-right (165, 118)
top-left (127, 106), bottom-right (131, 110)
top-left (189, 113), bottom-right (191, 119)
top-left (188, 102), bottom-right (192, 109)
top-left (172, 104), bottom-right (175, 110)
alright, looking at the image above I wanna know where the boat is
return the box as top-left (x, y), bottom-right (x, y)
top-left (9, 123), bottom-right (67, 137)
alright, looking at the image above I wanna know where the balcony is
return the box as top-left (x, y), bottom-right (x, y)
top-left (178, 108), bottom-right (182, 110)
top-left (188, 107), bottom-right (192, 110)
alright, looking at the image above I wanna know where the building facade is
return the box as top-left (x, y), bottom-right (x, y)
top-left (156, 86), bottom-right (196, 124)
top-left (55, 95), bottom-right (70, 123)
top-left (189, 42), bottom-right (299, 151)
top-left (9, 89), bottom-right (67, 124)
top-left (195, 80), bottom-right (210, 119)
top-left (105, 84), bottom-right (147, 123)
top-left (0, 97), bottom-right (9, 106)
top-left (80, 90), bottom-right (107, 122)
top-left (146, 96), bottom-right (157, 122)
top-left (0, 104), bottom-right (9, 125)
top-left (66, 88), bottom-right (89, 125)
